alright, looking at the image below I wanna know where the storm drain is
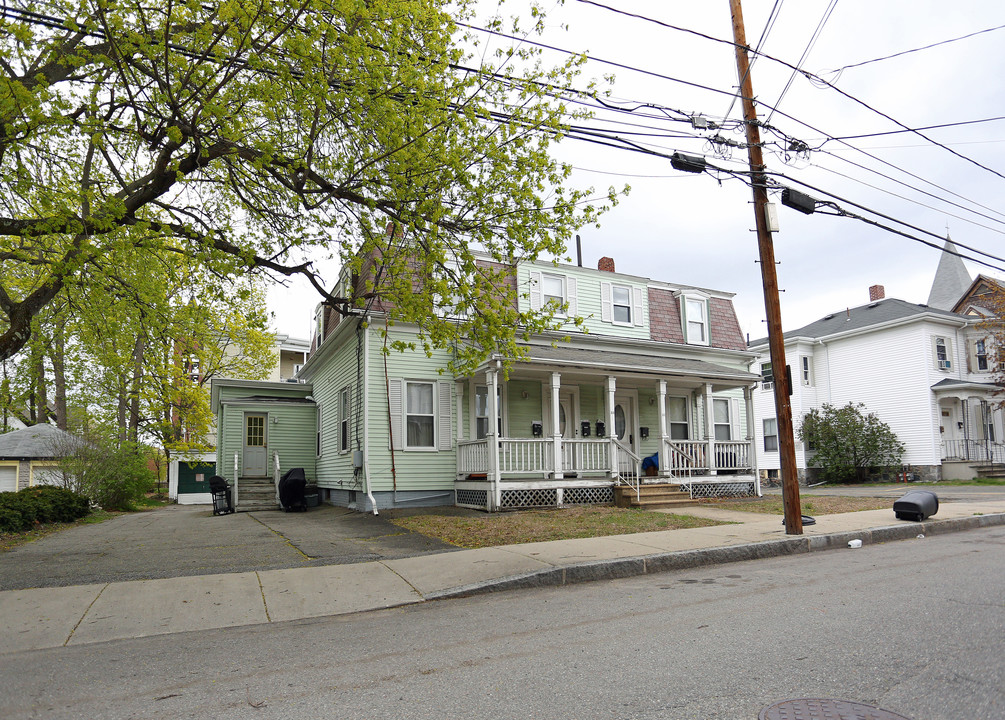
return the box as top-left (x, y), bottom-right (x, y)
top-left (759, 698), bottom-right (912, 720)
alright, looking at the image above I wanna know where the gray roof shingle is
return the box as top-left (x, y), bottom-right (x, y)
top-left (0, 424), bottom-right (84, 459)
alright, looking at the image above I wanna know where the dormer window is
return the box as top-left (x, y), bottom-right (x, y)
top-left (679, 294), bottom-right (710, 345)
top-left (529, 271), bottom-right (577, 316)
top-left (601, 282), bottom-right (643, 327)
top-left (613, 285), bottom-right (631, 323)
top-left (542, 274), bottom-right (564, 307)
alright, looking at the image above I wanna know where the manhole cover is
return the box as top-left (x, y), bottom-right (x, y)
top-left (759, 698), bottom-right (911, 720)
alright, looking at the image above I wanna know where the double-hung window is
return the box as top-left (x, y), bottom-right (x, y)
top-left (339, 387), bottom-right (351, 452)
top-left (529, 271), bottom-right (576, 317)
top-left (681, 295), bottom-right (709, 345)
top-left (612, 285), bottom-right (632, 324)
top-left (763, 418), bottom-right (778, 452)
top-left (405, 381), bottom-right (435, 448)
top-left (976, 340), bottom-right (989, 371)
top-left (760, 362), bottom-right (773, 390)
top-left (542, 274), bottom-right (565, 308)
top-left (667, 396), bottom-right (690, 440)
top-left (712, 398), bottom-right (732, 441)
top-left (801, 356), bottom-right (812, 385)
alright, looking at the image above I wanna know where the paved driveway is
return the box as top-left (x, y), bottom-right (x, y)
top-left (0, 504), bottom-right (463, 591)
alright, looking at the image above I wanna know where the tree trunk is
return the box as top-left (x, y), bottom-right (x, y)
top-left (128, 332), bottom-right (147, 444)
top-left (51, 314), bottom-right (68, 430)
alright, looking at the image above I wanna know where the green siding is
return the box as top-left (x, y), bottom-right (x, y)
top-left (506, 380), bottom-right (542, 438)
top-left (216, 401), bottom-right (316, 481)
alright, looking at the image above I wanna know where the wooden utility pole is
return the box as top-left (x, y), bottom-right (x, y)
top-left (729, 0), bottom-right (802, 534)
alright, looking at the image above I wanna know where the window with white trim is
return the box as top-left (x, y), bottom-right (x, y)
top-left (529, 271), bottom-right (577, 317)
top-left (683, 296), bottom-right (709, 345)
top-left (983, 405), bottom-right (996, 442)
top-left (763, 418), bottom-right (778, 452)
top-left (406, 381), bottom-right (435, 448)
top-left (339, 386), bottom-right (351, 452)
top-left (760, 362), bottom-right (773, 390)
top-left (800, 356), bottom-right (812, 385)
top-left (667, 396), bottom-right (689, 440)
top-left (934, 337), bottom-right (952, 370)
top-left (612, 285), bottom-right (632, 324)
top-left (712, 398), bottom-right (732, 441)
top-left (976, 340), bottom-right (989, 371)
top-left (474, 385), bottom-right (502, 439)
top-left (316, 405), bottom-right (323, 457)
top-left (542, 274), bottom-right (564, 307)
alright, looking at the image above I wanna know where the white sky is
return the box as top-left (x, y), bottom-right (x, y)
top-left (269, 0), bottom-right (1005, 343)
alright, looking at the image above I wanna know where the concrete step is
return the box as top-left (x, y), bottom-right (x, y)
top-left (614, 483), bottom-right (695, 510)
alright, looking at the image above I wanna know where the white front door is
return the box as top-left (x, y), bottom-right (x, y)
top-left (613, 392), bottom-right (638, 475)
top-left (243, 413), bottom-right (268, 477)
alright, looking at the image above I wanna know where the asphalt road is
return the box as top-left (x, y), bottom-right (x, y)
top-left (0, 504), bottom-right (464, 590)
top-left (3, 527), bottom-right (1001, 720)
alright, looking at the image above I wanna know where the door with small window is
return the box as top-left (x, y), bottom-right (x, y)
top-left (613, 392), bottom-right (638, 474)
top-left (243, 413), bottom-right (268, 476)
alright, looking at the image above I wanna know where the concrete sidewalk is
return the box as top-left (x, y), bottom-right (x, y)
top-left (3, 500), bottom-right (1004, 654)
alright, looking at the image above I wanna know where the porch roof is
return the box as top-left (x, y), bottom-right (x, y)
top-left (498, 344), bottom-right (758, 389)
top-left (932, 378), bottom-right (1000, 397)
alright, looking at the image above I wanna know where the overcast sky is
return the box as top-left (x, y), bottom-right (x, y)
top-left (269, 0), bottom-right (1005, 343)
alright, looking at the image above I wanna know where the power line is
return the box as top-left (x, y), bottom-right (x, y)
top-left (830, 115), bottom-right (1005, 141)
top-left (764, 0), bottom-right (838, 124)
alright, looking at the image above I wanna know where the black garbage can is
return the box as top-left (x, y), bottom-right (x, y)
top-left (894, 490), bottom-right (938, 521)
top-left (208, 475), bottom-right (234, 515)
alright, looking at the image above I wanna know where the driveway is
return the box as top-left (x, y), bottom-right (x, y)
top-left (0, 504), bottom-right (466, 591)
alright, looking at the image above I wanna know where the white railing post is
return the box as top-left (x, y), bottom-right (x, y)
top-left (606, 376), bottom-right (617, 478)
top-left (551, 373), bottom-right (563, 479)
top-left (233, 452), bottom-right (240, 509)
top-left (703, 383), bottom-right (716, 476)
top-left (487, 368), bottom-right (501, 510)
top-left (657, 380), bottom-right (668, 476)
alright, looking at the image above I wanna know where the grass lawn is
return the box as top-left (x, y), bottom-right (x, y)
top-left (702, 496), bottom-right (891, 515)
top-left (390, 505), bottom-right (728, 549)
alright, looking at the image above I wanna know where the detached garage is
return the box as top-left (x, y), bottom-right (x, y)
top-left (0, 424), bottom-right (82, 492)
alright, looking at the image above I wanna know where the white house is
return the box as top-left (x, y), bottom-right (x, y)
top-left (750, 283), bottom-right (1000, 483)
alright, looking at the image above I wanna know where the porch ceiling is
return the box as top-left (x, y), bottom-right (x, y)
top-left (487, 344), bottom-right (758, 390)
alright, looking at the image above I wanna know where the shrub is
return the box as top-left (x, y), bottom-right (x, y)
top-left (0, 486), bottom-right (91, 532)
top-left (58, 441), bottom-right (156, 511)
top-left (799, 402), bottom-right (905, 483)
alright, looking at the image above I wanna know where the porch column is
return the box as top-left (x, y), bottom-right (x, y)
top-left (487, 368), bottom-right (501, 510)
top-left (657, 380), bottom-right (668, 475)
top-left (962, 399), bottom-right (970, 461)
top-left (606, 376), bottom-right (617, 477)
top-left (703, 382), bottom-right (716, 476)
top-left (550, 373), bottom-right (563, 479)
top-left (455, 382), bottom-right (465, 443)
top-left (744, 384), bottom-right (759, 494)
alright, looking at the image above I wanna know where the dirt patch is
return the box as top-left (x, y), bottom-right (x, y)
top-left (702, 496), bottom-right (891, 515)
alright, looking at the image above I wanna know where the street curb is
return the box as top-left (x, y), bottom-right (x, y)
top-left (425, 512), bottom-right (1005, 601)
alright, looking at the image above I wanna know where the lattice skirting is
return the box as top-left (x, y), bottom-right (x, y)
top-left (456, 488), bottom-right (488, 508)
top-left (563, 486), bottom-right (614, 505)
top-left (683, 480), bottom-right (757, 498)
top-left (457, 485), bottom-right (615, 510)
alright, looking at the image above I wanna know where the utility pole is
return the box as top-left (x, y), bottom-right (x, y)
top-left (729, 0), bottom-right (802, 534)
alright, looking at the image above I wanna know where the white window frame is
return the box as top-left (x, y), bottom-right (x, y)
top-left (976, 339), bottom-right (989, 372)
top-left (473, 384), bottom-right (503, 439)
top-left (529, 271), bottom-right (577, 317)
top-left (934, 336), bottom-right (952, 370)
top-left (763, 418), bottom-right (779, 452)
top-left (316, 404), bottom-right (323, 457)
top-left (680, 293), bottom-right (710, 346)
top-left (760, 362), bottom-right (774, 391)
top-left (712, 398), bottom-right (732, 441)
top-left (339, 386), bottom-right (351, 453)
top-left (666, 395), bottom-right (690, 440)
top-left (405, 381), bottom-right (436, 450)
top-left (800, 356), bottom-right (812, 386)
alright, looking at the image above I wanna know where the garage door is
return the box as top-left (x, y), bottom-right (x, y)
top-left (32, 466), bottom-right (65, 487)
top-left (0, 465), bottom-right (17, 493)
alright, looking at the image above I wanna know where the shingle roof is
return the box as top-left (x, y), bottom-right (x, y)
top-left (0, 424), bottom-right (84, 459)
top-left (748, 298), bottom-right (969, 347)
top-left (927, 239), bottom-right (972, 310)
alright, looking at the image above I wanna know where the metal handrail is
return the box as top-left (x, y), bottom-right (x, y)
top-left (612, 438), bottom-right (641, 502)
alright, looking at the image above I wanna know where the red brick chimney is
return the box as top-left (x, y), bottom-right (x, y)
top-left (869, 284), bottom-right (885, 301)
top-left (598, 256), bottom-right (615, 273)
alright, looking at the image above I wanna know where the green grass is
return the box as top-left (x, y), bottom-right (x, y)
top-left (391, 506), bottom-right (728, 549)
top-left (703, 496), bottom-right (892, 515)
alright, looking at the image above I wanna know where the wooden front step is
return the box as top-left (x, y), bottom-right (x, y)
top-left (614, 483), bottom-right (695, 510)
top-left (236, 478), bottom-right (279, 511)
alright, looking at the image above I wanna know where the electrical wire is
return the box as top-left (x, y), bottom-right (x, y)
top-left (764, 0), bottom-right (838, 124)
top-left (722, 0), bottom-right (784, 123)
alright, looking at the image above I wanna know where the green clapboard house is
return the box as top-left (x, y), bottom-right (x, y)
top-left (212, 252), bottom-right (761, 512)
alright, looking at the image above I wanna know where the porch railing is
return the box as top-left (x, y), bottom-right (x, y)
top-left (942, 439), bottom-right (1005, 464)
top-left (663, 439), bottom-right (707, 477)
top-left (561, 439), bottom-right (612, 474)
top-left (612, 439), bottom-right (640, 501)
top-left (714, 440), bottom-right (752, 472)
top-left (499, 438), bottom-right (554, 475)
top-left (458, 438), bottom-right (490, 475)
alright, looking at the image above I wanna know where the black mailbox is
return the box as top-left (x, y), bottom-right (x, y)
top-left (580, 421), bottom-right (591, 437)
top-left (531, 421), bottom-right (543, 437)
top-left (894, 490), bottom-right (939, 521)
top-left (640, 426), bottom-right (649, 440)
top-left (595, 421), bottom-right (606, 438)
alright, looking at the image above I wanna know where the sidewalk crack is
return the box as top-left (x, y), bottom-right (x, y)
top-left (255, 571), bottom-right (272, 622)
top-left (64, 583), bottom-right (108, 646)
top-left (249, 514), bottom-right (315, 561)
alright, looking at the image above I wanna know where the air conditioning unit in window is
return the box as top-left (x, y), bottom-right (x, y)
top-left (762, 382), bottom-right (773, 390)
top-left (938, 360), bottom-right (952, 369)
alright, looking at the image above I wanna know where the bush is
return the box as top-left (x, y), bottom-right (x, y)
top-left (58, 441), bottom-right (156, 511)
top-left (0, 486), bottom-right (91, 532)
top-left (799, 402), bottom-right (905, 483)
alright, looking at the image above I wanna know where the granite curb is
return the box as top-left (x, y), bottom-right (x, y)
top-left (424, 512), bottom-right (1005, 601)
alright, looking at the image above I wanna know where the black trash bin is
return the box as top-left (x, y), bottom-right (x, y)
top-left (208, 475), bottom-right (234, 515)
top-left (894, 490), bottom-right (939, 521)
top-left (279, 468), bottom-right (308, 512)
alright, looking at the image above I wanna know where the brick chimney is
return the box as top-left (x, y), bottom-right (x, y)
top-left (869, 284), bottom-right (885, 301)
top-left (598, 256), bottom-right (615, 273)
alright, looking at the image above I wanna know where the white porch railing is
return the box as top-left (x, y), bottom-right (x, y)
top-left (561, 439), bottom-right (612, 474)
top-left (612, 439), bottom-right (640, 501)
top-left (499, 438), bottom-right (554, 475)
top-left (663, 440), bottom-right (707, 476)
top-left (714, 440), bottom-right (752, 471)
top-left (458, 439), bottom-right (490, 475)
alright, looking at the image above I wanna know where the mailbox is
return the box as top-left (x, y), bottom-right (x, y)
top-left (531, 421), bottom-right (543, 437)
top-left (595, 421), bottom-right (606, 438)
top-left (580, 421), bottom-right (591, 437)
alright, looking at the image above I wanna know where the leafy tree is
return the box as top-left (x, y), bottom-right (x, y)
top-left (0, 0), bottom-right (615, 371)
top-left (798, 402), bottom-right (905, 483)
